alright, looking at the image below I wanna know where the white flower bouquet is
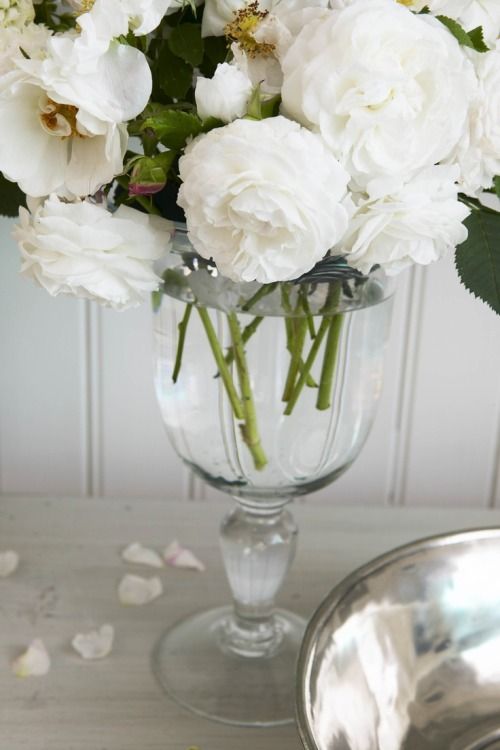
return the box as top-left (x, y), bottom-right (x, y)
top-left (1, 0), bottom-right (499, 468)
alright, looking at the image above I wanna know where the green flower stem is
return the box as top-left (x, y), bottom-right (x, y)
top-left (242, 282), bottom-right (278, 312)
top-left (172, 302), bottom-right (193, 383)
top-left (224, 315), bottom-right (264, 368)
top-left (282, 316), bottom-right (307, 402)
top-left (132, 194), bottom-right (163, 216)
top-left (284, 283), bottom-right (341, 416)
top-left (283, 317), bottom-right (331, 416)
top-left (316, 313), bottom-right (343, 410)
top-left (227, 312), bottom-right (268, 471)
top-left (299, 286), bottom-right (316, 339)
top-left (197, 307), bottom-right (244, 421)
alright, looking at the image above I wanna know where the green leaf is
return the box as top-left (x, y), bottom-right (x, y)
top-left (436, 16), bottom-right (489, 52)
top-left (0, 173), bottom-right (25, 218)
top-left (494, 176), bottom-right (500, 200)
top-left (468, 26), bottom-right (489, 52)
top-left (156, 45), bottom-right (193, 99)
top-left (455, 209), bottom-right (500, 314)
top-left (142, 109), bottom-right (203, 150)
top-left (169, 23), bottom-right (204, 67)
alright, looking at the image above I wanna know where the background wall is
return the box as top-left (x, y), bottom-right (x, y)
top-left (2, 216), bottom-right (500, 507)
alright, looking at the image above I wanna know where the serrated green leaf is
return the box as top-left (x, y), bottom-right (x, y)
top-left (455, 209), bottom-right (500, 314)
top-left (437, 16), bottom-right (489, 52)
top-left (468, 25), bottom-right (489, 52)
top-left (169, 23), bottom-right (204, 67)
top-left (494, 176), bottom-right (500, 200)
top-left (156, 45), bottom-right (193, 99)
top-left (199, 35), bottom-right (228, 76)
top-left (142, 109), bottom-right (202, 150)
top-left (0, 173), bottom-right (25, 217)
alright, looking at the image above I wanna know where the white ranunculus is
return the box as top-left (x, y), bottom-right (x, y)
top-left (0, 74), bottom-right (127, 197)
top-left (342, 166), bottom-right (470, 276)
top-left (13, 196), bottom-right (172, 309)
top-left (405, 0), bottom-right (500, 48)
top-left (448, 44), bottom-right (500, 197)
top-left (0, 0), bottom-right (34, 29)
top-left (178, 116), bottom-right (350, 284)
top-left (281, 0), bottom-right (476, 190)
top-left (0, 21), bottom-right (50, 75)
top-left (195, 63), bottom-right (252, 123)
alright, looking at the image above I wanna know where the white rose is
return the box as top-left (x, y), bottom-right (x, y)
top-left (75, 0), bottom-right (194, 41)
top-left (178, 116), bottom-right (350, 284)
top-left (0, 21), bottom-right (50, 75)
top-left (0, 73), bottom-right (127, 197)
top-left (406, 0), bottom-right (500, 48)
top-left (227, 1), bottom-right (329, 94)
top-left (202, 0), bottom-right (271, 37)
top-left (195, 63), bottom-right (252, 123)
top-left (448, 44), bottom-right (500, 197)
top-left (342, 166), bottom-right (470, 276)
top-left (281, 0), bottom-right (476, 190)
top-left (0, 0), bottom-right (34, 29)
top-left (15, 32), bottom-right (152, 125)
top-left (13, 196), bottom-right (172, 309)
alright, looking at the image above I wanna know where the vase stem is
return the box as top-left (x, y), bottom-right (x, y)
top-left (219, 501), bottom-right (298, 657)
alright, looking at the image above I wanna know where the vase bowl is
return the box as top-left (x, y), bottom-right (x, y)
top-left (297, 528), bottom-right (500, 750)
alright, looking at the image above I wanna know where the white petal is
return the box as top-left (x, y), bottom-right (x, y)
top-left (12, 639), bottom-right (51, 677)
top-left (118, 574), bottom-right (163, 605)
top-left (122, 542), bottom-right (164, 569)
top-left (164, 540), bottom-right (206, 572)
top-left (71, 624), bottom-right (114, 660)
top-left (0, 550), bottom-right (19, 577)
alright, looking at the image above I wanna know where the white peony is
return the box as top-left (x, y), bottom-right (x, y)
top-left (13, 196), bottom-right (172, 309)
top-left (404, 0), bottom-right (500, 48)
top-left (448, 44), bottom-right (500, 196)
top-left (195, 63), bottom-right (252, 123)
top-left (342, 166), bottom-right (470, 275)
top-left (178, 116), bottom-right (350, 284)
top-left (281, 0), bottom-right (476, 190)
top-left (0, 0), bottom-right (34, 29)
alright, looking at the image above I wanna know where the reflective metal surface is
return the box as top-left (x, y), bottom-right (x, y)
top-left (297, 529), bottom-right (500, 750)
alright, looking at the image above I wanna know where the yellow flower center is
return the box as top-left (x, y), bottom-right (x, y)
top-left (224, 1), bottom-right (276, 59)
top-left (39, 98), bottom-right (86, 139)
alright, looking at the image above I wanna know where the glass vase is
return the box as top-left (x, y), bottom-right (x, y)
top-left (152, 227), bottom-right (394, 726)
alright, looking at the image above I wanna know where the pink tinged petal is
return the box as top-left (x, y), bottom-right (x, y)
top-left (163, 540), bottom-right (206, 572)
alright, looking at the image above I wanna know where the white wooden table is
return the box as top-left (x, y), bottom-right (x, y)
top-left (2, 496), bottom-right (500, 750)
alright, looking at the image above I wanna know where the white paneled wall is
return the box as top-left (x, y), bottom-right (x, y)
top-left (1, 216), bottom-right (500, 507)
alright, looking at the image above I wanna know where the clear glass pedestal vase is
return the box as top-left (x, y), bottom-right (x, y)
top-left (152, 230), bottom-right (394, 726)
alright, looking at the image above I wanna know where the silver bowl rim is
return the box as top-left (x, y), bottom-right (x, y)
top-left (295, 525), bottom-right (500, 750)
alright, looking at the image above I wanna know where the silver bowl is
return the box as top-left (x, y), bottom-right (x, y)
top-left (297, 528), bottom-right (500, 750)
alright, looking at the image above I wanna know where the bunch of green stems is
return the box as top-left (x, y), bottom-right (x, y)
top-left (170, 281), bottom-right (344, 471)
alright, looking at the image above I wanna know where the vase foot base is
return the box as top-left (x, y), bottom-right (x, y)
top-left (152, 605), bottom-right (307, 727)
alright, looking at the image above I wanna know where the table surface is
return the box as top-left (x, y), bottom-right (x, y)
top-left (2, 496), bottom-right (500, 750)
